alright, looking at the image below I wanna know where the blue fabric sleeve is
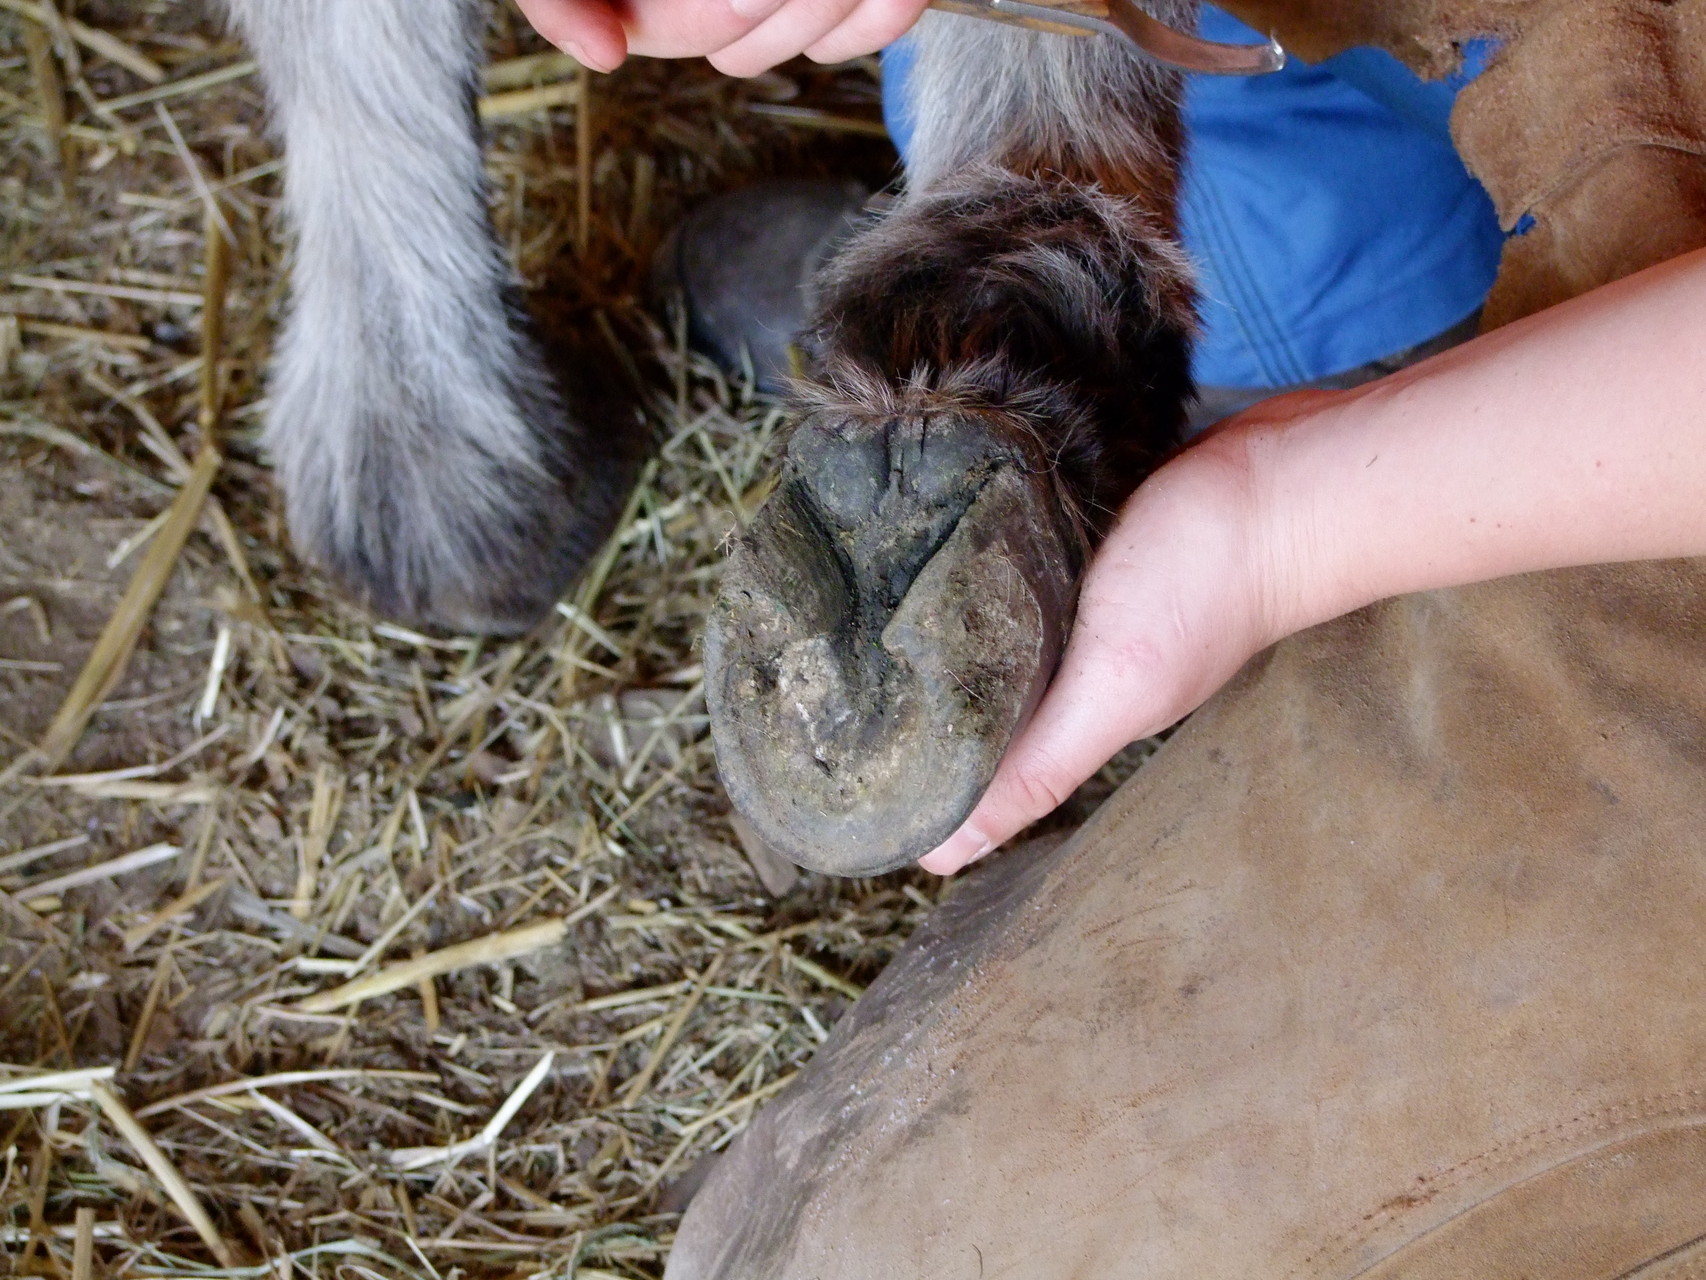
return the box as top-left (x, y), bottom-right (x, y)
top-left (1180, 9), bottom-right (1503, 386)
top-left (881, 34), bottom-right (917, 154)
top-left (880, 8), bottom-right (1506, 390)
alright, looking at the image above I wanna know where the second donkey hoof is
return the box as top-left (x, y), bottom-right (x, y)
top-left (705, 406), bottom-right (1081, 877)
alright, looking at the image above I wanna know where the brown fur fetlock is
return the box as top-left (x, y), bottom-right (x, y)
top-left (802, 165), bottom-right (1198, 524)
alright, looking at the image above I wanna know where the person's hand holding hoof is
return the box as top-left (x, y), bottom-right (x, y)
top-left (926, 247), bottom-right (1706, 875)
top-left (512, 0), bottom-right (931, 75)
top-left (917, 396), bottom-right (1327, 876)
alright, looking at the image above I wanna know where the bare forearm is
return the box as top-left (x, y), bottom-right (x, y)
top-left (927, 244), bottom-right (1706, 873)
top-left (1246, 247), bottom-right (1706, 639)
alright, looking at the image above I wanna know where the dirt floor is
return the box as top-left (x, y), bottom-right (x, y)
top-left (0, 4), bottom-right (1145, 1277)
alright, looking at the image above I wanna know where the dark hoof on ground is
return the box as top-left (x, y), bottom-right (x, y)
top-left (705, 408), bottom-right (1080, 877)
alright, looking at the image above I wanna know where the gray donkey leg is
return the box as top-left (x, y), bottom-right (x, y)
top-left (705, 9), bottom-right (1200, 875)
top-left (224, 0), bottom-right (635, 633)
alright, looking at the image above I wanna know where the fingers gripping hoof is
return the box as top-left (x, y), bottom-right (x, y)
top-left (706, 403), bottom-right (1081, 876)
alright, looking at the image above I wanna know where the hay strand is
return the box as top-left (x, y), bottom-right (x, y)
top-left (0, 833), bottom-right (88, 877)
top-left (88, 1082), bottom-right (239, 1267)
top-left (33, 446), bottom-right (221, 769)
top-left (478, 81), bottom-right (580, 120)
top-left (17, 841), bottom-right (179, 902)
top-left (289, 763), bottom-right (342, 919)
top-left (0, 0), bottom-right (166, 81)
top-left (95, 59), bottom-right (255, 115)
top-left (197, 196), bottom-right (232, 442)
top-left (390, 1051), bottom-right (555, 1170)
top-left (6, 272), bottom-right (203, 307)
top-left (71, 1207), bottom-right (95, 1280)
top-left (0, 1065), bottom-right (116, 1110)
top-left (576, 64), bottom-right (592, 253)
top-left (482, 50), bottom-right (581, 90)
top-left (620, 955), bottom-right (723, 1107)
top-left (135, 1069), bottom-right (438, 1120)
top-left (121, 874), bottom-right (227, 951)
top-left (297, 918), bottom-right (570, 1013)
top-left (21, 17), bottom-right (69, 174)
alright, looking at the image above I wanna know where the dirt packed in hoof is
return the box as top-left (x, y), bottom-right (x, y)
top-left (705, 425), bottom-right (1082, 876)
top-left (0, 5), bottom-right (1156, 1277)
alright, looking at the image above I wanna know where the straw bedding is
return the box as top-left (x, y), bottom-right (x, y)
top-left (0, 5), bottom-right (1149, 1274)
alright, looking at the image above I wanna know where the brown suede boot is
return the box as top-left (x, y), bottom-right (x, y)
top-left (668, 560), bottom-right (1706, 1278)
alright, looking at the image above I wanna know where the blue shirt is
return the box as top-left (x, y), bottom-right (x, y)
top-left (881, 9), bottom-right (1506, 389)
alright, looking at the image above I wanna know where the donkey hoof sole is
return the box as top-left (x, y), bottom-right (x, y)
top-left (705, 410), bottom-right (1079, 877)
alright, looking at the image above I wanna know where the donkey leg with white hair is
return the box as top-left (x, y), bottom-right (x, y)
top-left (705, 9), bottom-right (1198, 875)
top-left (224, 0), bottom-right (638, 634)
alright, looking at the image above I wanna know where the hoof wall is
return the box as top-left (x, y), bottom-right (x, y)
top-left (705, 410), bottom-right (1079, 876)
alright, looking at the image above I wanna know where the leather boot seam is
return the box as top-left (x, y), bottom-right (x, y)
top-left (1291, 1089), bottom-right (1706, 1278)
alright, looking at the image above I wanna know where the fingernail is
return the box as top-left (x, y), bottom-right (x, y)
top-left (563, 41), bottom-right (620, 74)
top-left (730, 0), bottom-right (786, 18)
top-left (919, 824), bottom-right (995, 877)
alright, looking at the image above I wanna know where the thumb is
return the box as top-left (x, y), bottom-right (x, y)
top-left (913, 433), bottom-right (1283, 876)
top-left (917, 636), bottom-right (1173, 875)
top-left (512, 0), bottom-right (628, 71)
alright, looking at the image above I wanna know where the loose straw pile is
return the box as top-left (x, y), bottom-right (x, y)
top-left (0, 9), bottom-right (1061, 1280)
